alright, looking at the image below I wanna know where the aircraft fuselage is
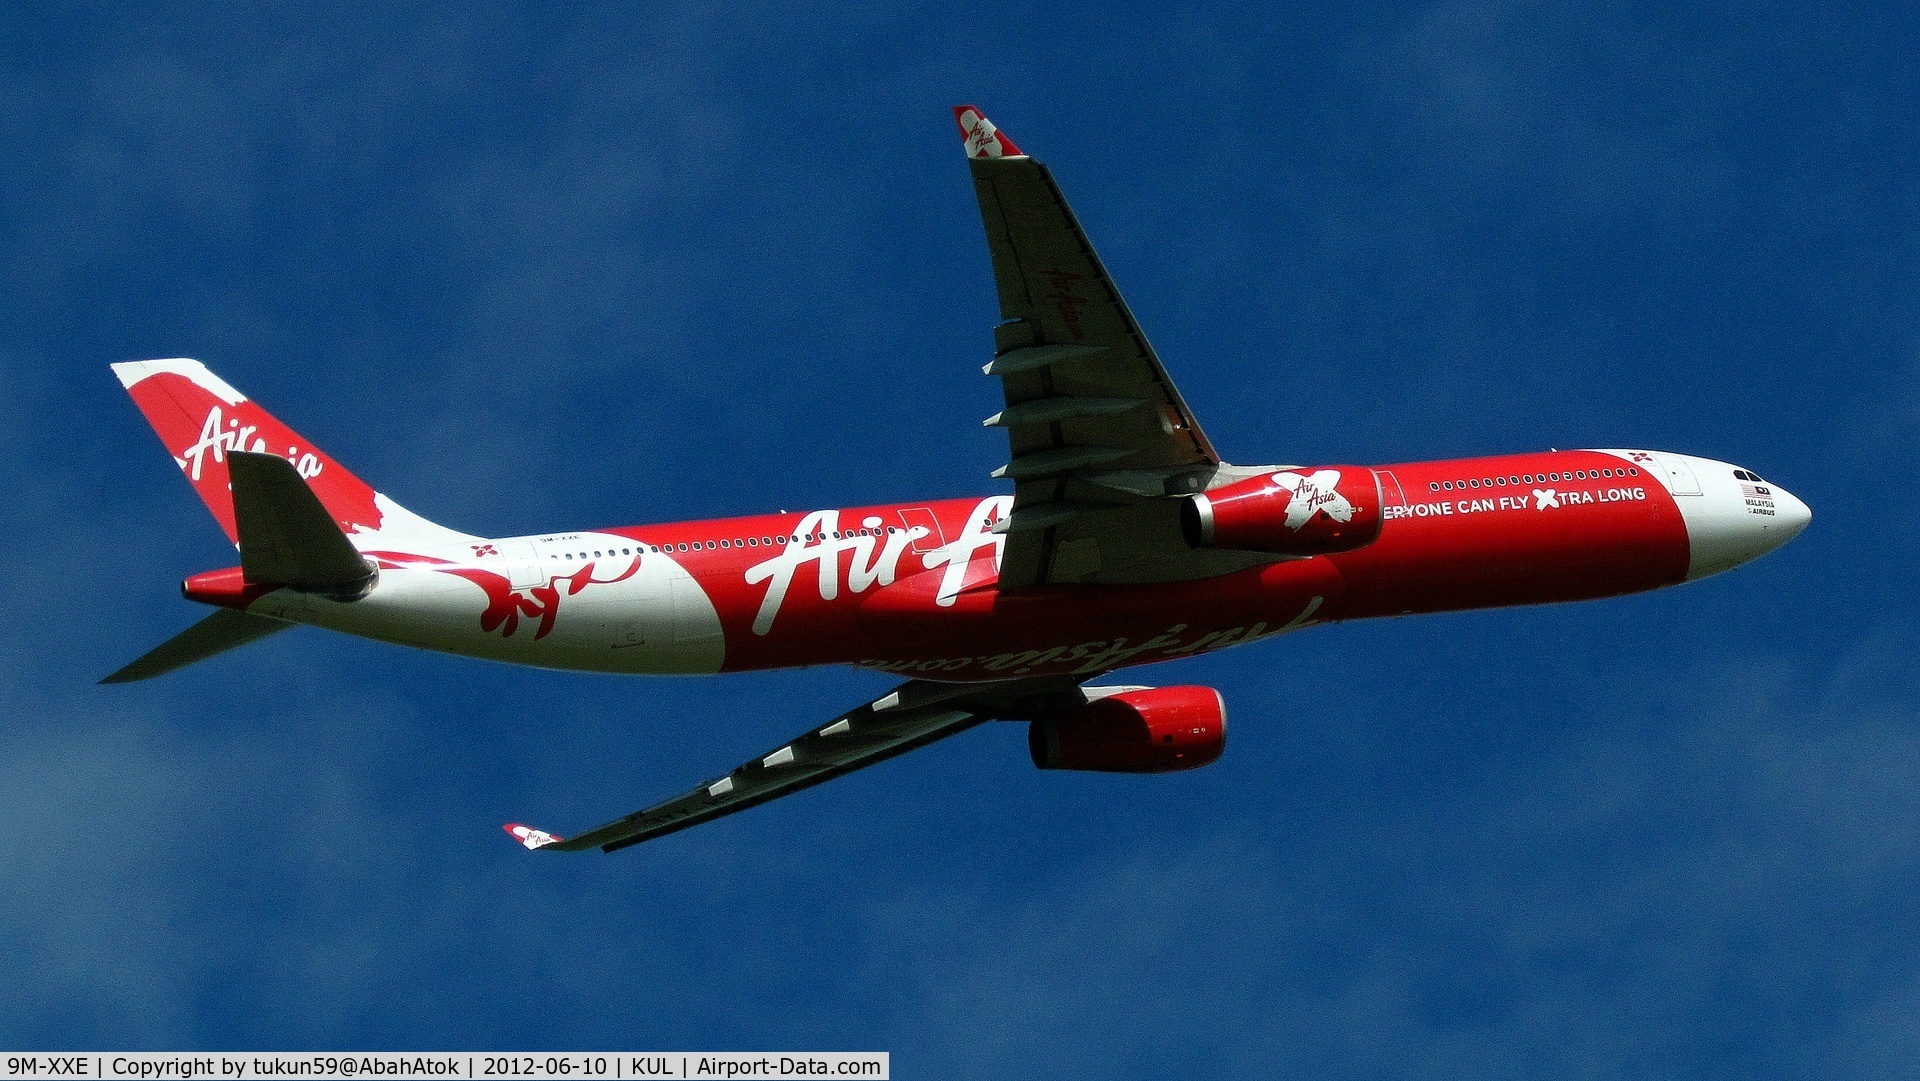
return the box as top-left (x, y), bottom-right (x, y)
top-left (195, 447), bottom-right (1807, 684)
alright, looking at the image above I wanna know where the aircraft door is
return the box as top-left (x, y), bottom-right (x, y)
top-left (1652, 453), bottom-right (1703, 496)
top-left (671, 576), bottom-right (723, 644)
top-left (1376, 470), bottom-right (1408, 518)
top-left (501, 540), bottom-right (544, 589)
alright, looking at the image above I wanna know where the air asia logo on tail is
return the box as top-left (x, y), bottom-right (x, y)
top-left (114, 359), bottom-right (387, 541)
top-left (180, 405), bottom-right (324, 482)
top-left (1271, 470), bottom-right (1354, 530)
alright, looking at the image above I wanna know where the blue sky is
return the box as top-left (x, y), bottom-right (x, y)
top-left (3, 2), bottom-right (1916, 1076)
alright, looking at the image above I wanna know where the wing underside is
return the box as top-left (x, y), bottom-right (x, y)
top-left (513, 676), bottom-right (1088, 853)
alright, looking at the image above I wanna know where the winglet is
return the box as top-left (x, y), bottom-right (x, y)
top-left (952, 105), bottom-right (1023, 159)
top-left (503, 823), bottom-right (564, 850)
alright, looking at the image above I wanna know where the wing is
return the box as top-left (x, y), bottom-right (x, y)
top-left (507, 676), bottom-right (1086, 853)
top-left (954, 106), bottom-right (1269, 588)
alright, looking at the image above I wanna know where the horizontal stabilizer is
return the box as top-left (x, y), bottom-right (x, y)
top-left (101, 607), bottom-right (292, 684)
top-left (230, 451), bottom-right (375, 595)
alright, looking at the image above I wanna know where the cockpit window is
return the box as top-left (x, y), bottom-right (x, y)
top-left (1734, 469), bottom-right (1767, 483)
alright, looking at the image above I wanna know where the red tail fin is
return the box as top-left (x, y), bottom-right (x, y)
top-left (112, 359), bottom-right (470, 547)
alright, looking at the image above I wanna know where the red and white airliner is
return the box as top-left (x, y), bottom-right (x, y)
top-left (106, 107), bottom-right (1810, 853)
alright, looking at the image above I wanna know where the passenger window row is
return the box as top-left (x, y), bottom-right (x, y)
top-left (1428, 467), bottom-right (1640, 493)
top-left (548, 525), bottom-right (909, 561)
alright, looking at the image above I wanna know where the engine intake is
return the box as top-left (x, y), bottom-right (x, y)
top-left (1182, 466), bottom-right (1383, 556)
top-left (1029, 686), bottom-right (1226, 773)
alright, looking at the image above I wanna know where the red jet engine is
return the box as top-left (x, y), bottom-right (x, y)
top-left (1028, 686), bottom-right (1226, 773)
top-left (1181, 466), bottom-right (1383, 556)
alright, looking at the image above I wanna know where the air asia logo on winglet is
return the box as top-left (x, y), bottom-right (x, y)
top-left (956, 109), bottom-right (994, 156)
top-left (1271, 470), bottom-right (1354, 530)
top-left (957, 108), bottom-right (1006, 158)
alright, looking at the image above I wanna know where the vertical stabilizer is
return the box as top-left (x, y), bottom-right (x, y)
top-left (111, 359), bottom-right (474, 547)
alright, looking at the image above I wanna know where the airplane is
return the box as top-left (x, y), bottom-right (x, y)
top-left (104, 105), bottom-right (1812, 854)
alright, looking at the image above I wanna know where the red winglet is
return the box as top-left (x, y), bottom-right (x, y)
top-left (503, 823), bottom-right (563, 850)
top-left (952, 105), bottom-right (1023, 159)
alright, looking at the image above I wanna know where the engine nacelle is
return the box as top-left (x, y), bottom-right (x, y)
top-left (1181, 465), bottom-right (1383, 556)
top-left (1029, 686), bottom-right (1226, 773)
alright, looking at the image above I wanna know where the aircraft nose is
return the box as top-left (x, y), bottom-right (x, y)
top-left (1769, 482), bottom-right (1812, 546)
top-left (1674, 458), bottom-right (1811, 580)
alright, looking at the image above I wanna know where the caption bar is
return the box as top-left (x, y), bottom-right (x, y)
top-left (0, 1057), bottom-right (886, 1081)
